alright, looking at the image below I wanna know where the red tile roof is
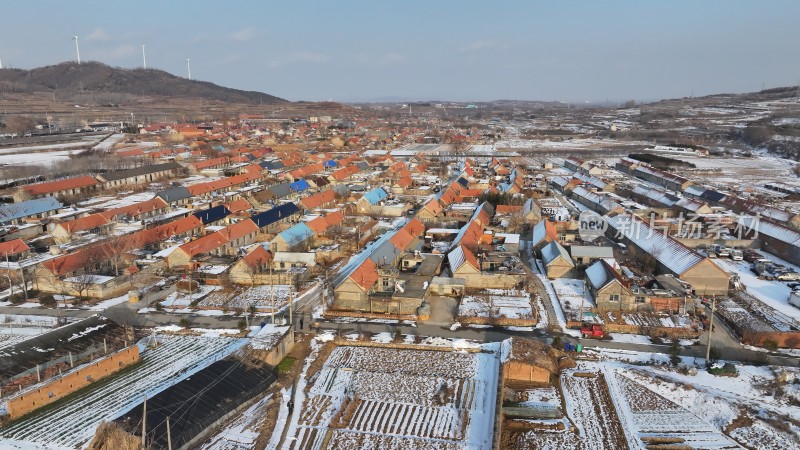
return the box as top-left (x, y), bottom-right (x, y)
top-left (226, 198), bottom-right (253, 213)
top-left (100, 197), bottom-right (168, 221)
top-left (57, 213), bottom-right (109, 233)
top-left (191, 157), bottom-right (229, 171)
top-left (300, 189), bottom-right (338, 209)
top-left (496, 205), bottom-right (523, 215)
top-left (242, 245), bottom-right (272, 269)
top-left (349, 259), bottom-right (378, 290)
top-left (23, 176), bottom-right (98, 196)
top-left (0, 239), bottom-right (29, 256)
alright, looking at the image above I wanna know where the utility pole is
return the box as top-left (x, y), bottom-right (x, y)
top-left (289, 283), bottom-right (294, 337)
top-left (270, 266), bottom-right (275, 325)
top-left (705, 297), bottom-right (716, 366)
top-left (4, 252), bottom-right (14, 298)
top-left (141, 395), bottom-right (147, 448)
top-left (166, 415), bottom-right (172, 450)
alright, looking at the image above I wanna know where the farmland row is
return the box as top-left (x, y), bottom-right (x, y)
top-left (0, 335), bottom-right (246, 448)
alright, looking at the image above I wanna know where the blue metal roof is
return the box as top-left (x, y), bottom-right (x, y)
top-left (251, 202), bottom-right (300, 228)
top-left (290, 179), bottom-right (310, 192)
top-left (456, 177), bottom-right (469, 187)
top-left (323, 159), bottom-right (337, 168)
top-left (277, 222), bottom-right (314, 246)
top-left (193, 205), bottom-right (231, 224)
top-left (0, 197), bottom-right (62, 224)
top-left (362, 187), bottom-right (388, 205)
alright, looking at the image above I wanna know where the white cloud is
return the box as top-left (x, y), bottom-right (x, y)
top-left (459, 39), bottom-right (499, 53)
top-left (231, 27), bottom-right (257, 42)
top-left (269, 50), bottom-right (330, 68)
top-left (92, 44), bottom-right (137, 61)
top-left (379, 52), bottom-right (408, 65)
top-left (352, 52), bottom-right (409, 65)
top-left (86, 28), bottom-right (111, 42)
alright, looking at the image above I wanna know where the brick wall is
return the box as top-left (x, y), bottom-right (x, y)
top-left (7, 346), bottom-right (140, 419)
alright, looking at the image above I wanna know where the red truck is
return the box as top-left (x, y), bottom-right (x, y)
top-left (580, 323), bottom-right (604, 338)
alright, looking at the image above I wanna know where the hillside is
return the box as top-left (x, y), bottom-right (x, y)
top-left (0, 61), bottom-right (287, 105)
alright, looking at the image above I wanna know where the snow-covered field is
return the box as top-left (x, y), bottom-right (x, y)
top-left (282, 342), bottom-right (499, 450)
top-left (196, 285), bottom-right (291, 312)
top-left (160, 285), bottom-right (220, 307)
top-left (201, 393), bottom-right (274, 450)
top-left (0, 334), bottom-right (246, 449)
top-left (458, 289), bottom-right (534, 322)
top-left (551, 278), bottom-right (595, 322)
top-left (508, 357), bottom-right (800, 449)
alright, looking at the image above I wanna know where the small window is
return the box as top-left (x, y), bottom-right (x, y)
top-left (635, 297), bottom-right (646, 304)
top-left (609, 294), bottom-right (620, 302)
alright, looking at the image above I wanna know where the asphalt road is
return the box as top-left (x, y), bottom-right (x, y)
top-left (2, 283), bottom-right (797, 367)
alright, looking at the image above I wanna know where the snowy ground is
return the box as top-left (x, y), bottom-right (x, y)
top-left (281, 340), bottom-right (500, 450)
top-left (160, 285), bottom-right (221, 307)
top-left (715, 255), bottom-right (800, 322)
top-left (201, 393), bottom-right (274, 450)
top-left (508, 356), bottom-right (800, 449)
top-left (458, 289), bottom-right (534, 322)
top-left (0, 334), bottom-right (246, 449)
top-left (538, 274), bottom-right (582, 337)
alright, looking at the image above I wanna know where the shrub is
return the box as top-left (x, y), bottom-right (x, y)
top-left (551, 335), bottom-right (562, 349)
top-left (39, 294), bottom-right (57, 308)
top-left (178, 317), bottom-right (191, 328)
top-left (9, 293), bottom-right (26, 305)
top-left (237, 319), bottom-right (247, 331)
top-left (276, 356), bottom-right (296, 373)
top-left (668, 341), bottom-right (681, 366)
top-left (762, 339), bottom-right (779, 352)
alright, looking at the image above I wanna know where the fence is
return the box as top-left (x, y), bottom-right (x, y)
top-left (1, 340), bottom-right (126, 397)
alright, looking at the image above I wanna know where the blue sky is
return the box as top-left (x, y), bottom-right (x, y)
top-left (1, 1), bottom-right (799, 102)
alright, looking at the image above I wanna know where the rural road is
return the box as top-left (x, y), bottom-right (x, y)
top-left (2, 283), bottom-right (797, 368)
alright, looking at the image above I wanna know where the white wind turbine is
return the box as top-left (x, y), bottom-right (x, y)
top-left (186, 57), bottom-right (192, 80)
top-left (73, 35), bottom-right (81, 64)
top-left (141, 44), bottom-right (147, 69)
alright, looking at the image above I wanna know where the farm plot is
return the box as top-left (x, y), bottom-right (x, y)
top-left (607, 368), bottom-right (739, 449)
top-left (458, 289), bottom-right (535, 325)
top-left (284, 345), bottom-right (499, 450)
top-left (0, 335), bottom-right (246, 449)
top-left (622, 365), bottom-right (800, 449)
top-left (508, 365), bottom-right (627, 449)
top-left (196, 285), bottom-right (291, 312)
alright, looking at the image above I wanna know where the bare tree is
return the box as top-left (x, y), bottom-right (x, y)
top-left (70, 272), bottom-right (98, 301)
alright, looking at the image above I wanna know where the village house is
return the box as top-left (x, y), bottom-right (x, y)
top-left (0, 239), bottom-right (31, 261)
top-left (272, 222), bottom-right (315, 252)
top-left (167, 219), bottom-right (259, 268)
top-left (540, 241), bottom-right (575, 279)
top-left (606, 214), bottom-right (729, 295)
top-left (229, 244), bottom-right (273, 285)
top-left (569, 245), bottom-right (615, 266)
top-left (14, 176), bottom-right (98, 202)
top-left (95, 162), bottom-right (182, 190)
top-left (0, 197), bottom-right (63, 226)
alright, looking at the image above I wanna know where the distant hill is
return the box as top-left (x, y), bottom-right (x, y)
top-left (0, 61), bottom-right (287, 105)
